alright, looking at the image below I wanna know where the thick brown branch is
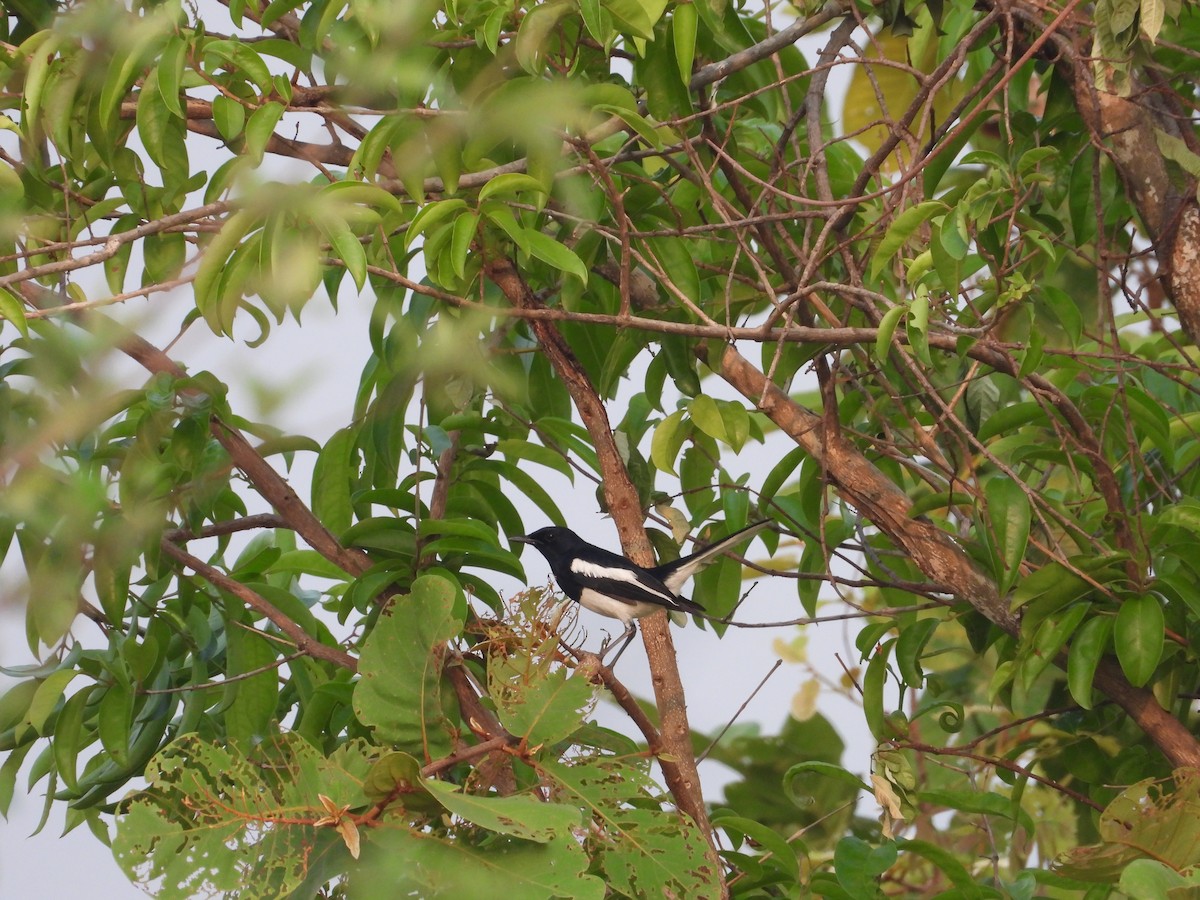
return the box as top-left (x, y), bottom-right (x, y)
top-left (160, 539), bottom-right (357, 671)
top-left (115, 332), bottom-right (374, 580)
top-left (482, 255), bottom-right (722, 879)
top-left (704, 342), bottom-right (1200, 769)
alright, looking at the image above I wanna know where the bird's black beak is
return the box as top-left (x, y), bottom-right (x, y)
top-left (511, 535), bottom-right (533, 545)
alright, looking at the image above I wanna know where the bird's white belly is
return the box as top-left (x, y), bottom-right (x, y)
top-left (577, 588), bottom-right (660, 622)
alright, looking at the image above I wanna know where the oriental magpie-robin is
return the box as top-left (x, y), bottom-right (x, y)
top-left (512, 520), bottom-right (768, 664)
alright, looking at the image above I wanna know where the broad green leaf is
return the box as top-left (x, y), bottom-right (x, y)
top-left (360, 825), bottom-right (605, 899)
top-left (1140, 0), bottom-right (1166, 42)
top-left (156, 35), bottom-right (187, 117)
top-left (477, 173), bottom-right (549, 205)
top-left (98, 682), bottom-right (134, 769)
top-left (424, 781), bottom-right (583, 842)
top-left (1114, 593), bottom-right (1164, 687)
top-left (985, 477), bottom-right (1031, 596)
top-left (224, 627), bottom-right (278, 744)
top-left (312, 425), bottom-right (357, 536)
top-left (894, 617), bottom-right (939, 688)
top-left (783, 761), bottom-right (871, 797)
top-left (25, 669), bottom-right (77, 736)
top-left (672, 3), bottom-right (697, 84)
top-left (917, 788), bottom-right (1036, 835)
top-left (244, 101), bottom-right (285, 165)
top-left (604, 0), bottom-right (667, 38)
top-left (353, 574), bottom-right (463, 760)
top-left (115, 735), bottom-right (377, 899)
top-left (906, 289), bottom-right (929, 363)
top-left (212, 95), bottom-right (246, 141)
top-left (448, 209), bottom-right (477, 279)
top-left (195, 210), bottom-right (258, 334)
top-left (651, 410), bottom-right (689, 475)
top-left (1019, 603), bottom-right (1088, 693)
top-left (1068, 614), bottom-right (1114, 709)
top-left (496, 439), bottom-right (573, 479)
top-left (521, 229), bottom-right (588, 284)
top-left (862, 639), bottom-right (893, 742)
top-left (539, 757), bottom-right (718, 898)
top-left (514, 0), bottom-right (572, 72)
top-left (0, 288), bottom-right (29, 338)
top-left (689, 394), bottom-right (726, 444)
top-left (320, 217), bottom-right (367, 291)
top-left (490, 660), bottom-right (594, 746)
top-left (52, 685), bottom-right (96, 793)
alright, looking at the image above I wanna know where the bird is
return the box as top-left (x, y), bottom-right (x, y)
top-left (512, 520), bottom-right (768, 665)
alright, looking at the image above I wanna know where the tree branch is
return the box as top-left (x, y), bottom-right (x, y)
top-left (703, 341), bottom-right (1200, 769)
top-left (160, 539), bottom-right (357, 671)
top-left (482, 255), bottom-right (724, 883)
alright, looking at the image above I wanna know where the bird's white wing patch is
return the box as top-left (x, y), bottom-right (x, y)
top-left (570, 559), bottom-right (677, 606)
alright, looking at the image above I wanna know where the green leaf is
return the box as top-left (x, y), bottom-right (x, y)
top-left (651, 410), bottom-right (689, 475)
top-left (604, 0), bottom-right (666, 38)
top-left (194, 210), bottom-right (258, 335)
top-left (496, 439), bottom-right (573, 480)
top-left (985, 478), bottom-right (1031, 596)
top-left (521, 229), bottom-right (588, 284)
top-left (312, 425), bottom-right (357, 536)
top-left (361, 825), bottom-right (605, 899)
top-left (25, 669), bottom-right (77, 736)
top-left (425, 781), bottom-right (583, 842)
top-left (448, 209), bottom-right (477, 279)
top-left (870, 201), bottom-right (945, 281)
top-left (835, 837), bottom-right (896, 897)
top-left (477, 173), bottom-right (549, 205)
top-left (906, 290), bottom-right (930, 363)
top-left (784, 760), bottom-right (871, 797)
top-left (115, 735), bottom-right (377, 898)
top-left (1140, 0), bottom-right (1166, 42)
top-left (490, 661), bottom-right (594, 746)
top-left (672, 3), bottom-right (698, 84)
top-left (977, 400), bottom-right (1049, 442)
top-left (353, 574), bottom-right (463, 759)
top-left (156, 35), bottom-right (187, 117)
top-left (514, 0), bottom-right (572, 72)
top-left (0, 287), bottom-right (29, 338)
top-left (244, 101), bottom-right (285, 165)
top-left (689, 394), bottom-right (726, 444)
top-left (1020, 602), bottom-right (1089, 693)
top-left (407, 198), bottom-right (469, 249)
top-left (874, 304), bottom-right (905, 362)
top-left (894, 617), bottom-right (939, 688)
top-left (1114, 593), bottom-right (1164, 687)
top-left (917, 788), bottom-right (1036, 835)
top-left (320, 217), bottom-right (367, 291)
top-left (1067, 614), bottom-right (1113, 709)
top-left (52, 685), bottom-right (96, 793)
top-left (212, 95), bottom-right (246, 141)
top-left (98, 682), bottom-right (134, 769)
top-left (224, 628), bottom-right (278, 744)
top-left (862, 639), bottom-right (893, 742)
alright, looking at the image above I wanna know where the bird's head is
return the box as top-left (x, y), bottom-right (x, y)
top-left (511, 526), bottom-right (580, 554)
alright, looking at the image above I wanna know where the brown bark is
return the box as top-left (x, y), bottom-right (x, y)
top-left (1062, 31), bottom-right (1200, 342)
top-left (483, 255), bottom-right (725, 889)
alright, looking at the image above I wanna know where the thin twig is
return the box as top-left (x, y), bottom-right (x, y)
top-left (698, 660), bottom-right (783, 763)
top-left (139, 651), bottom-right (306, 694)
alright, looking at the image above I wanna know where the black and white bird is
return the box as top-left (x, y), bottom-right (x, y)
top-left (512, 521), bottom-right (768, 664)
